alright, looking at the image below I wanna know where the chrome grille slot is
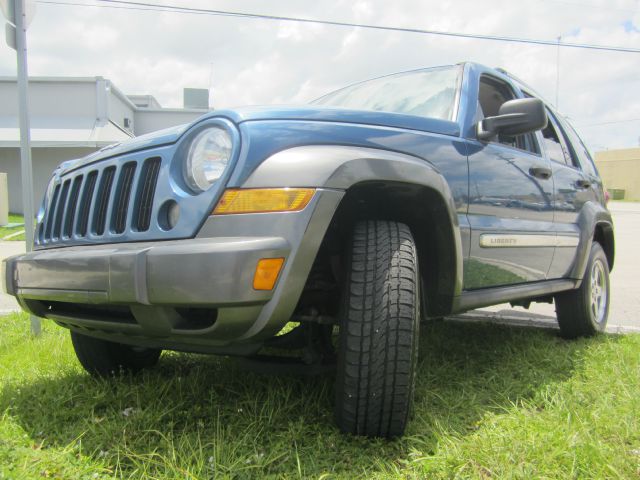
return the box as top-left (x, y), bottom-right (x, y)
top-left (77, 171), bottom-right (98, 238)
top-left (112, 162), bottom-right (137, 234)
top-left (52, 180), bottom-right (71, 239)
top-left (43, 184), bottom-right (60, 240)
top-left (92, 166), bottom-right (116, 236)
top-left (134, 157), bottom-right (161, 232)
top-left (63, 175), bottom-right (83, 239)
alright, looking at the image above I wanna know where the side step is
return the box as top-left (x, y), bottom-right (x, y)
top-left (454, 279), bottom-right (579, 313)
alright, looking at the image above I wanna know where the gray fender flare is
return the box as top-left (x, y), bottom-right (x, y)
top-left (570, 201), bottom-right (615, 281)
top-left (237, 145), bottom-right (464, 340)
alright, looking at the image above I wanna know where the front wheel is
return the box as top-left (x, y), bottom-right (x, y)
top-left (335, 220), bottom-right (420, 438)
top-left (555, 241), bottom-right (610, 339)
top-left (70, 331), bottom-right (162, 377)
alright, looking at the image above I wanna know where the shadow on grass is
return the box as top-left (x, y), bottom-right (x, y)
top-left (1, 320), bottom-right (614, 477)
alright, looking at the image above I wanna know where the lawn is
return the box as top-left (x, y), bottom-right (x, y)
top-left (0, 214), bottom-right (26, 241)
top-left (0, 312), bottom-right (638, 479)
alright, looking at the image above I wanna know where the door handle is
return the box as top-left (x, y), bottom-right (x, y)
top-left (529, 166), bottom-right (552, 180)
top-left (575, 179), bottom-right (592, 189)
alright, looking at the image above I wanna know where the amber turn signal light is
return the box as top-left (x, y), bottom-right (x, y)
top-left (253, 258), bottom-right (285, 291)
top-left (213, 188), bottom-right (315, 215)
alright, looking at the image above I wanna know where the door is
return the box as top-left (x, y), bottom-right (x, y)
top-left (465, 75), bottom-right (555, 289)
top-left (540, 107), bottom-right (601, 278)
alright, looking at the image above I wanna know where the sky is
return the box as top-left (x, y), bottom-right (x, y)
top-left (1, 0), bottom-right (639, 152)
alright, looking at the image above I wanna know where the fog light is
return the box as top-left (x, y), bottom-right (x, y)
top-left (158, 200), bottom-right (179, 230)
top-left (253, 258), bottom-right (285, 290)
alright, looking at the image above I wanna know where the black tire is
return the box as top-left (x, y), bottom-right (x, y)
top-left (555, 242), bottom-right (610, 339)
top-left (70, 331), bottom-right (161, 377)
top-left (335, 220), bottom-right (420, 438)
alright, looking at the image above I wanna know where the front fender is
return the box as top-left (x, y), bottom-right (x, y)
top-left (243, 144), bottom-right (464, 298)
top-left (197, 145), bottom-right (464, 340)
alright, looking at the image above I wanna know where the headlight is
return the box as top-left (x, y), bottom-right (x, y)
top-left (185, 126), bottom-right (232, 192)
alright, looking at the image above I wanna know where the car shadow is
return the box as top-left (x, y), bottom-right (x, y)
top-left (1, 320), bottom-right (613, 477)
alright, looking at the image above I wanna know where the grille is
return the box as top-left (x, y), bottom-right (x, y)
top-left (38, 156), bottom-right (162, 245)
top-left (134, 157), bottom-right (161, 232)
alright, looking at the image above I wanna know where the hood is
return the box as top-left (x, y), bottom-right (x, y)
top-left (57, 123), bottom-right (191, 174)
top-left (218, 105), bottom-right (461, 137)
top-left (59, 105), bottom-right (460, 174)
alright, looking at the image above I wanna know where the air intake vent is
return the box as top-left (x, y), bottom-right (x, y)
top-left (63, 175), bottom-right (83, 238)
top-left (93, 167), bottom-right (116, 236)
top-left (77, 171), bottom-right (98, 238)
top-left (134, 157), bottom-right (161, 232)
top-left (112, 162), bottom-right (137, 234)
top-left (44, 184), bottom-right (60, 240)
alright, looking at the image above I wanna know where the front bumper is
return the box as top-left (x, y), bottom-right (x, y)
top-left (5, 237), bottom-right (288, 306)
top-left (3, 237), bottom-right (288, 354)
top-left (2, 189), bottom-right (345, 354)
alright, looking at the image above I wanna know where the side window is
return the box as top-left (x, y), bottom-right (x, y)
top-left (542, 109), bottom-right (577, 167)
top-left (478, 76), bottom-right (540, 154)
top-left (559, 118), bottom-right (598, 176)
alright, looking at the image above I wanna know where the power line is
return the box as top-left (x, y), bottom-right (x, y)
top-left (35, 0), bottom-right (640, 54)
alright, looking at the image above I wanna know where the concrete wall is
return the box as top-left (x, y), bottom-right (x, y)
top-left (0, 79), bottom-right (97, 119)
top-left (0, 147), bottom-right (96, 215)
top-left (595, 148), bottom-right (640, 201)
top-left (108, 86), bottom-right (136, 133)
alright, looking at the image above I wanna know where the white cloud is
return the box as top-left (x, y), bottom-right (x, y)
top-left (0, 0), bottom-right (638, 150)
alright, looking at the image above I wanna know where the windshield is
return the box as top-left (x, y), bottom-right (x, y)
top-left (312, 65), bottom-right (461, 121)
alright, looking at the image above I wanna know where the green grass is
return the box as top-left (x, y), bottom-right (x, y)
top-left (1, 312), bottom-right (638, 479)
top-left (0, 214), bottom-right (26, 241)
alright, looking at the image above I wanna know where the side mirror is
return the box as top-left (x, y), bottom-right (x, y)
top-left (477, 98), bottom-right (548, 141)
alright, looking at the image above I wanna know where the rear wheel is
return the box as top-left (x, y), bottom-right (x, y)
top-left (335, 220), bottom-right (420, 438)
top-left (70, 331), bottom-right (161, 377)
top-left (555, 242), bottom-right (610, 339)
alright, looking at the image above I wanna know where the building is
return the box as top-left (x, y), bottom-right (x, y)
top-left (0, 77), bottom-right (209, 214)
top-left (595, 147), bottom-right (640, 201)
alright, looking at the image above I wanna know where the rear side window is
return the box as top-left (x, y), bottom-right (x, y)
top-left (541, 108), bottom-right (581, 168)
top-left (558, 117), bottom-right (598, 177)
top-left (478, 76), bottom-right (540, 155)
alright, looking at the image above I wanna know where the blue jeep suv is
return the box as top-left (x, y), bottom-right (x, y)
top-left (3, 62), bottom-right (614, 437)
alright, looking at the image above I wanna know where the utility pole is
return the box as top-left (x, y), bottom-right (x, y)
top-left (2, 0), bottom-right (39, 335)
top-left (555, 35), bottom-right (561, 109)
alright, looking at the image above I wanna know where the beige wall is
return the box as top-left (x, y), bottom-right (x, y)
top-left (595, 148), bottom-right (640, 201)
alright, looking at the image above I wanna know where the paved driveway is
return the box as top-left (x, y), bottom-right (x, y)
top-left (1, 201), bottom-right (638, 331)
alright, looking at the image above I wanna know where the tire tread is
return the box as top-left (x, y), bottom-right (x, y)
top-left (335, 220), bottom-right (419, 437)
